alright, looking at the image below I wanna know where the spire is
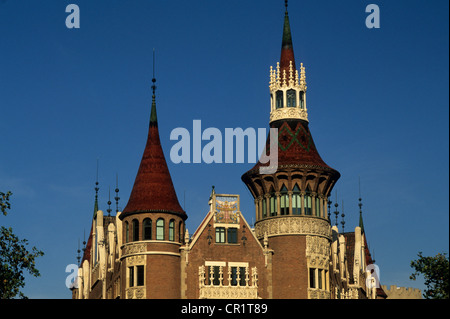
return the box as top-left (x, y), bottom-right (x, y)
top-left (280, 0), bottom-right (296, 76)
top-left (268, 1), bottom-right (309, 123)
top-left (121, 50), bottom-right (186, 220)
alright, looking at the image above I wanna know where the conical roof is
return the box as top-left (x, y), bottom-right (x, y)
top-left (243, 119), bottom-right (339, 176)
top-left (280, 8), bottom-right (296, 76)
top-left (121, 92), bottom-right (186, 220)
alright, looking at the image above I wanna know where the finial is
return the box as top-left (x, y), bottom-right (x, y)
top-left (358, 176), bottom-right (365, 233)
top-left (150, 49), bottom-right (158, 125)
top-left (107, 186), bottom-right (112, 217)
top-left (77, 238), bottom-right (81, 266)
top-left (114, 173), bottom-right (120, 213)
top-left (151, 48), bottom-right (157, 95)
top-left (82, 229), bottom-right (86, 253)
top-left (341, 200), bottom-right (345, 233)
top-left (285, 0), bottom-right (288, 12)
top-left (94, 159), bottom-right (99, 216)
top-left (327, 197), bottom-right (332, 220)
top-left (334, 190), bottom-right (339, 227)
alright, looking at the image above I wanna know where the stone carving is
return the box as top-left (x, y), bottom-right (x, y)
top-left (308, 288), bottom-right (331, 299)
top-left (125, 255), bottom-right (145, 266)
top-left (255, 216), bottom-right (331, 240)
top-left (122, 242), bottom-right (146, 256)
top-left (270, 107), bottom-right (308, 123)
top-left (126, 287), bottom-right (145, 299)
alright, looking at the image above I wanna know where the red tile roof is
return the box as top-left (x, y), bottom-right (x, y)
top-left (245, 120), bottom-right (340, 175)
top-left (121, 105), bottom-right (186, 220)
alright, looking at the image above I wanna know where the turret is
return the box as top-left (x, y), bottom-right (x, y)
top-left (241, 1), bottom-right (340, 299)
top-left (119, 53), bottom-right (187, 298)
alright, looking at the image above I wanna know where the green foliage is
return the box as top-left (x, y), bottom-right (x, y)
top-left (0, 191), bottom-right (44, 299)
top-left (410, 252), bottom-right (449, 299)
top-left (0, 191), bottom-right (12, 216)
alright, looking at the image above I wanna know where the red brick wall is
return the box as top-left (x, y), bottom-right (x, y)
top-left (146, 254), bottom-right (181, 299)
top-left (269, 235), bottom-right (308, 299)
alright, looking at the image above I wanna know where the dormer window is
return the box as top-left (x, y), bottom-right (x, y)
top-left (287, 89), bottom-right (296, 107)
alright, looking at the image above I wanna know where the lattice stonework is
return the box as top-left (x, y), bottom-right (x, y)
top-left (198, 265), bottom-right (259, 299)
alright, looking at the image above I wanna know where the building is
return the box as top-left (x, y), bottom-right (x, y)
top-left (71, 2), bottom-right (387, 300)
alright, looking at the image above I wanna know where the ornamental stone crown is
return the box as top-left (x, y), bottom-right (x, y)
top-left (269, 60), bottom-right (308, 123)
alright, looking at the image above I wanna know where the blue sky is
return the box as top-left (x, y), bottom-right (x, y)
top-left (0, 0), bottom-right (448, 298)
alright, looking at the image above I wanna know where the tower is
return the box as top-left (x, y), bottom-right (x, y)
top-left (241, 2), bottom-right (340, 299)
top-left (119, 62), bottom-right (187, 299)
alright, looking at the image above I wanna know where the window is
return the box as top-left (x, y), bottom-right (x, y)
top-left (156, 219), bottom-right (165, 240)
top-left (270, 195), bottom-right (277, 216)
top-left (207, 266), bottom-right (221, 286)
top-left (262, 199), bottom-right (267, 218)
top-left (230, 267), bottom-right (246, 286)
top-left (227, 228), bottom-right (237, 244)
top-left (315, 197), bottom-right (321, 217)
top-left (129, 265), bottom-right (144, 287)
top-left (287, 89), bottom-right (296, 107)
top-left (318, 269), bottom-right (323, 289)
top-left (304, 187), bottom-right (312, 215)
top-left (292, 184), bottom-right (301, 215)
top-left (300, 91), bottom-right (305, 109)
top-left (125, 221), bottom-right (129, 243)
top-left (216, 227), bottom-right (226, 243)
top-left (280, 185), bottom-right (289, 215)
top-left (132, 219), bottom-right (139, 241)
top-left (309, 268), bottom-right (316, 288)
top-left (143, 218), bottom-right (152, 240)
top-left (276, 91), bottom-right (284, 109)
top-left (137, 265), bottom-right (145, 286)
top-left (129, 266), bottom-right (134, 287)
top-left (169, 220), bottom-right (175, 241)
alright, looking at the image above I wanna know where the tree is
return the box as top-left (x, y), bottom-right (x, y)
top-left (410, 252), bottom-right (449, 299)
top-left (1, 191), bottom-right (44, 299)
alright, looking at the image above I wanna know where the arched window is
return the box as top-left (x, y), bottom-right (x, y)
top-left (125, 221), bottom-right (129, 243)
top-left (169, 220), bottom-right (175, 241)
top-left (276, 91), bottom-right (284, 109)
top-left (156, 218), bottom-right (165, 240)
top-left (280, 185), bottom-right (289, 215)
top-left (300, 91), bottom-right (305, 109)
top-left (143, 218), bottom-right (152, 240)
top-left (287, 89), bottom-right (296, 107)
top-left (304, 186), bottom-right (312, 215)
top-left (292, 184), bottom-right (301, 215)
top-left (132, 219), bottom-right (139, 241)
